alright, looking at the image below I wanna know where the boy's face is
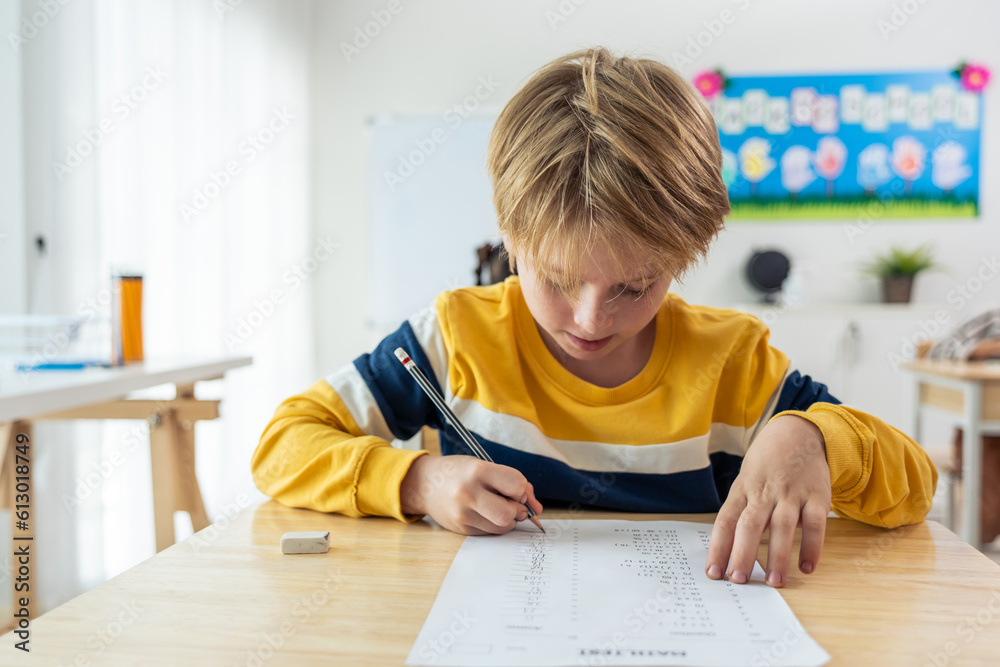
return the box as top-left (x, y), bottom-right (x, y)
top-left (513, 241), bottom-right (672, 371)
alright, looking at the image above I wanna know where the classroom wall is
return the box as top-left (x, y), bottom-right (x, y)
top-left (310, 0), bottom-right (999, 380)
top-left (0, 1), bottom-right (27, 314)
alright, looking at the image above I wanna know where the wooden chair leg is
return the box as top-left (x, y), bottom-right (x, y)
top-left (150, 405), bottom-right (210, 552)
top-left (150, 410), bottom-right (181, 552)
top-left (173, 384), bottom-right (209, 533)
top-left (174, 416), bottom-right (209, 532)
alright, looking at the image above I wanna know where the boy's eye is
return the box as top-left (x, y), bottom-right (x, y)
top-left (609, 282), bottom-right (652, 301)
top-left (541, 275), bottom-right (655, 300)
top-left (542, 276), bottom-right (567, 292)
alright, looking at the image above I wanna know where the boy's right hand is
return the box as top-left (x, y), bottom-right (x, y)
top-left (400, 454), bottom-right (544, 535)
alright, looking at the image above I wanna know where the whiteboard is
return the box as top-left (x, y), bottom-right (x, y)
top-left (367, 114), bottom-right (500, 331)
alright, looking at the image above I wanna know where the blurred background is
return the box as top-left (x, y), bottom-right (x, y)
top-left (0, 0), bottom-right (997, 614)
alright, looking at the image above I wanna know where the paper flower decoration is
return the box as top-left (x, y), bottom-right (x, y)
top-left (857, 143), bottom-right (892, 194)
top-left (737, 138), bottom-right (775, 195)
top-left (693, 69), bottom-right (728, 98)
top-left (931, 140), bottom-right (972, 193)
top-left (890, 135), bottom-right (927, 194)
top-left (952, 62), bottom-right (991, 92)
top-left (812, 137), bottom-right (847, 198)
top-left (813, 137), bottom-right (848, 181)
top-left (780, 146), bottom-right (816, 195)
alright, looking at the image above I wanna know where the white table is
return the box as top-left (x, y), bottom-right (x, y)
top-left (0, 356), bottom-right (252, 622)
top-left (904, 359), bottom-right (1000, 548)
top-left (0, 357), bottom-right (251, 422)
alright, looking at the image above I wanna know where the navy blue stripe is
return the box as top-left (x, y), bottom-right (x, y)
top-left (352, 320), bottom-right (445, 441)
top-left (438, 429), bottom-right (741, 513)
top-left (773, 369), bottom-right (840, 413)
top-left (709, 451), bottom-right (743, 504)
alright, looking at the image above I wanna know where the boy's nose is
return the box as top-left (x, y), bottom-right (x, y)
top-left (573, 289), bottom-right (611, 335)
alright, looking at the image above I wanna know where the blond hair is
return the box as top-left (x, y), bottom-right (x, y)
top-left (487, 47), bottom-right (730, 290)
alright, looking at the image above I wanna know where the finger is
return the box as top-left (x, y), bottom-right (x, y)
top-left (763, 504), bottom-right (800, 588)
top-left (460, 506), bottom-right (515, 535)
top-left (727, 501), bottom-right (772, 584)
top-left (798, 500), bottom-right (828, 574)
top-left (481, 463), bottom-right (542, 516)
top-left (470, 485), bottom-right (523, 533)
top-left (706, 493), bottom-right (747, 580)
top-left (481, 462), bottom-right (529, 496)
top-left (523, 481), bottom-right (544, 516)
top-left (439, 512), bottom-right (490, 536)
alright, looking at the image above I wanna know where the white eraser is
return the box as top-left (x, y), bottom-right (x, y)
top-left (280, 531), bottom-right (330, 554)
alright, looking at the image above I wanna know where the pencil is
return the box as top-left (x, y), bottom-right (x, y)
top-left (393, 347), bottom-right (545, 533)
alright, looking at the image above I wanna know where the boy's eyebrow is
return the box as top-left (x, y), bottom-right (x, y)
top-left (545, 271), bottom-right (661, 284)
top-left (541, 264), bottom-right (661, 284)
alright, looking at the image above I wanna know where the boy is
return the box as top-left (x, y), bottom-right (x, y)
top-left (252, 47), bottom-right (936, 589)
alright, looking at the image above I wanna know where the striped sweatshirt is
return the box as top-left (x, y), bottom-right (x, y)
top-left (252, 277), bottom-right (937, 528)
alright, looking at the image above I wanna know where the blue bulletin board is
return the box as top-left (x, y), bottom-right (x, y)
top-left (698, 68), bottom-right (985, 219)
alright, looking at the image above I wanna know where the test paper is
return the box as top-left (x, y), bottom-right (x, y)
top-left (407, 520), bottom-right (829, 667)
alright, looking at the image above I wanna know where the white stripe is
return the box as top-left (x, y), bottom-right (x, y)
top-left (742, 369), bottom-right (788, 453)
top-left (450, 399), bottom-right (749, 475)
top-left (324, 365), bottom-right (395, 443)
top-left (407, 305), bottom-right (450, 398)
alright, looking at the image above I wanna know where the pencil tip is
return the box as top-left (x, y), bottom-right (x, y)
top-left (530, 516), bottom-right (545, 533)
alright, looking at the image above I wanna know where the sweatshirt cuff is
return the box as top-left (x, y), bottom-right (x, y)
top-left (354, 444), bottom-right (429, 522)
top-left (771, 404), bottom-right (871, 500)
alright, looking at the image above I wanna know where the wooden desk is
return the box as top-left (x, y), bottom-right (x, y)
top-left (0, 356), bottom-right (251, 625)
top-left (2, 501), bottom-right (998, 665)
top-left (903, 359), bottom-right (1000, 547)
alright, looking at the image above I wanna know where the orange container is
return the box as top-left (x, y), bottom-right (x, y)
top-left (112, 273), bottom-right (144, 365)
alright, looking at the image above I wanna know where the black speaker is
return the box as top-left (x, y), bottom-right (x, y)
top-left (745, 250), bottom-right (790, 303)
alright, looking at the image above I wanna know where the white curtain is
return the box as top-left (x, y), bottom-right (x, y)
top-left (19, 0), bottom-right (314, 612)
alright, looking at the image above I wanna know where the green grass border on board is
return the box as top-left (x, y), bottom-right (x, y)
top-left (727, 196), bottom-right (979, 220)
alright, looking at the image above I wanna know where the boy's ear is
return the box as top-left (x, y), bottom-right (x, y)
top-left (500, 235), bottom-right (517, 271)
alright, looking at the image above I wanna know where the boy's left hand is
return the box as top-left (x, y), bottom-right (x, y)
top-left (705, 414), bottom-right (831, 588)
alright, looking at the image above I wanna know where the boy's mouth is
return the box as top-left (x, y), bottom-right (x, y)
top-left (565, 332), bottom-right (613, 352)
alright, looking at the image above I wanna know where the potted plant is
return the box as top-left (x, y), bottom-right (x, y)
top-left (861, 244), bottom-right (938, 304)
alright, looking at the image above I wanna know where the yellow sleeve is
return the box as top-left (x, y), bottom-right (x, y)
top-left (251, 379), bottom-right (428, 522)
top-left (773, 403), bottom-right (938, 528)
